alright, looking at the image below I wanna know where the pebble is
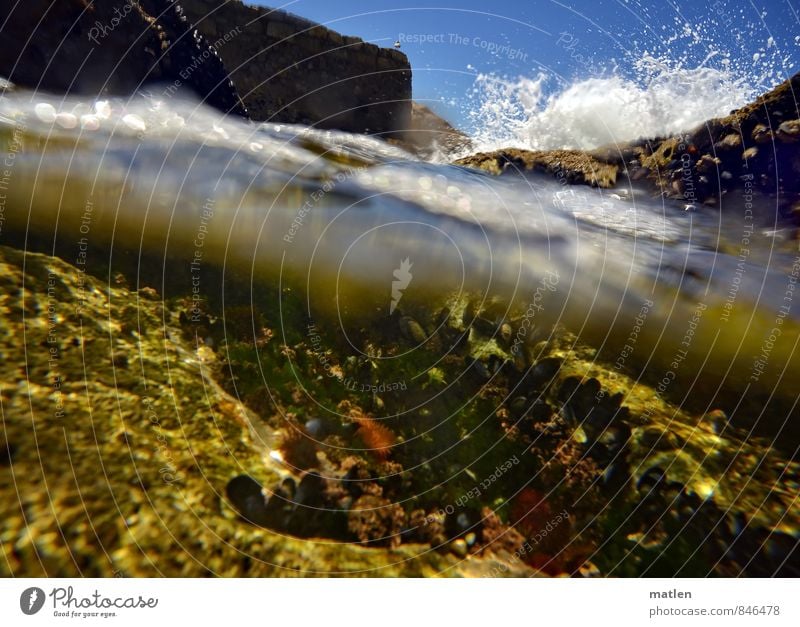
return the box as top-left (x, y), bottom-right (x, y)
top-left (399, 316), bottom-right (427, 344)
top-left (450, 538), bottom-right (468, 557)
top-left (34, 102), bottom-right (57, 124)
top-left (742, 146), bottom-right (759, 161)
top-left (54, 112), bottom-right (78, 129)
top-left (80, 114), bottom-right (100, 130)
top-left (304, 418), bottom-right (325, 438)
top-left (225, 474), bottom-right (271, 526)
top-left (752, 124), bottom-right (771, 144)
top-left (777, 119), bottom-right (800, 142)
top-left (122, 113), bottom-right (146, 133)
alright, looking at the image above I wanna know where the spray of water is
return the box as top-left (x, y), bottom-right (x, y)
top-left (462, 53), bottom-right (760, 152)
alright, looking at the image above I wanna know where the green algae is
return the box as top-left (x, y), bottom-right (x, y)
top-left (0, 242), bottom-right (797, 577)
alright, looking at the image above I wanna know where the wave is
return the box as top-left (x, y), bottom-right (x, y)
top-left (462, 54), bottom-right (766, 153)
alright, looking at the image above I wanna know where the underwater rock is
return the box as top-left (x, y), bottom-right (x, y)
top-left (0, 441), bottom-right (16, 466)
top-left (348, 494), bottom-right (406, 547)
top-left (226, 475), bottom-right (273, 527)
top-left (399, 315), bottom-right (428, 344)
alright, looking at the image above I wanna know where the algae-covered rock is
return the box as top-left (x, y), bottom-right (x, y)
top-left (454, 148), bottom-right (619, 188)
top-left (0, 245), bottom-right (529, 576)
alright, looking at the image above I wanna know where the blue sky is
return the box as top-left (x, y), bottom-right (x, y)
top-left (250, 0), bottom-right (800, 129)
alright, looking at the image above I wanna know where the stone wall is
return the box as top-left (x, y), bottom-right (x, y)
top-left (180, 0), bottom-right (412, 136)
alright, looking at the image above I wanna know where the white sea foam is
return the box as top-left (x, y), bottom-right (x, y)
top-left (462, 54), bottom-right (773, 153)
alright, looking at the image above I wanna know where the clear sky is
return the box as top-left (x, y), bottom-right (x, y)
top-left (250, 0), bottom-right (799, 129)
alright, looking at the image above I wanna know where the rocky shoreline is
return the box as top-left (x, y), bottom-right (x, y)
top-left (455, 73), bottom-right (800, 215)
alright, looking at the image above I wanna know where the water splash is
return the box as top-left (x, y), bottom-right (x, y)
top-left (463, 54), bottom-right (758, 152)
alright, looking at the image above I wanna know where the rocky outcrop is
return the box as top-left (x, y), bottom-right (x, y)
top-left (456, 72), bottom-right (800, 212)
top-left (0, 0), bottom-right (247, 116)
top-left (0, 0), bottom-right (412, 136)
top-left (622, 71), bottom-right (800, 210)
top-left (179, 0), bottom-right (412, 136)
top-left (401, 102), bottom-right (471, 158)
top-left (455, 148), bottom-right (618, 188)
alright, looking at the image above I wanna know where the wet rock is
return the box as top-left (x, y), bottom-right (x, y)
top-left (226, 475), bottom-right (272, 527)
top-left (455, 148), bottom-right (619, 188)
top-left (714, 133), bottom-right (742, 152)
top-left (636, 466), bottom-right (668, 493)
top-left (752, 124), bottom-right (772, 144)
top-left (180, 0), bottom-right (411, 134)
top-left (472, 316), bottom-right (497, 336)
top-left (0, 441), bottom-right (16, 466)
top-left (742, 146), bottom-right (759, 161)
top-left (304, 418), bottom-right (326, 438)
top-left (399, 316), bottom-right (427, 344)
top-left (527, 357), bottom-right (561, 390)
top-left (695, 154), bottom-right (721, 174)
top-left (399, 102), bottom-right (472, 159)
top-left (636, 426), bottom-right (681, 451)
top-left (450, 538), bottom-right (468, 557)
top-left (777, 119), bottom-right (800, 143)
top-left (702, 409), bottom-right (729, 434)
top-left (1, 0), bottom-right (247, 116)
